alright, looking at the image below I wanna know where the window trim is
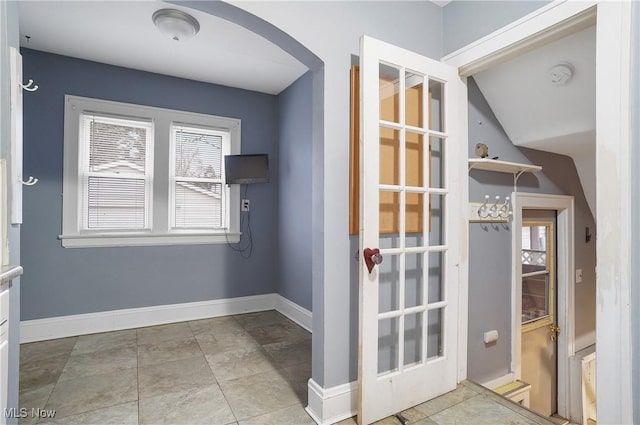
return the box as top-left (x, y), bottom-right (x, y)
top-left (61, 95), bottom-right (241, 248)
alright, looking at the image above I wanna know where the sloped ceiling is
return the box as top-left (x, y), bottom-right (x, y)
top-left (473, 26), bottom-right (596, 217)
top-left (17, 1), bottom-right (308, 95)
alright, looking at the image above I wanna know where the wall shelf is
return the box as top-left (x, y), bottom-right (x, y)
top-left (468, 158), bottom-right (542, 192)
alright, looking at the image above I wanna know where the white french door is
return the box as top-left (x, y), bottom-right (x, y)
top-left (358, 36), bottom-right (465, 425)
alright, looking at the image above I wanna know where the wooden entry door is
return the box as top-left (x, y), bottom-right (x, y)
top-left (358, 35), bottom-right (464, 425)
top-left (521, 211), bottom-right (558, 416)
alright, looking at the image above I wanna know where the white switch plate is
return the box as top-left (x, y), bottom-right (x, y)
top-left (576, 268), bottom-right (583, 283)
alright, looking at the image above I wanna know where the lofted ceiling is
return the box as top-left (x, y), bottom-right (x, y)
top-left (473, 25), bottom-right (596, 217)
top-left (17, 1), bottom-right (308, 95)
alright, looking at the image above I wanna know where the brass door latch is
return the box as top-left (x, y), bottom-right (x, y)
top-left (549, 324), bottom-right (561, 342)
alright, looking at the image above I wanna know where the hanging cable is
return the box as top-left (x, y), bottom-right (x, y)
top-left (225, 184), bottom-right (254, 258)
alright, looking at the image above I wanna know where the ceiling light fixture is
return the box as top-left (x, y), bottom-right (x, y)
top-left (152, 9), bottom-right (200, 42)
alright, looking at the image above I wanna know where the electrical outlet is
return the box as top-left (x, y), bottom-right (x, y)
top-left (576, 268), bottom-right (583, 283)
top-left (241, 199), bottom-right (250, 212)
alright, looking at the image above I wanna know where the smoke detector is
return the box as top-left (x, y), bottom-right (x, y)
top-left (548, 63), bottom-right (574, 86)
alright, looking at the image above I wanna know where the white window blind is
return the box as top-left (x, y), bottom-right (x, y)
top-left (171, 124), bottom-right (227, 229)
top-left (81, 114), bottom-right (153, 230)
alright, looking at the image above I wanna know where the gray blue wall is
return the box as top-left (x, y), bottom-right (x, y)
top-left (443, 1), bottom-right (551, 55)
top-left (277, 71), bottom-right (313, 311)
top-left (466, 77), bottom-right (596, 383)
top-left (20, 49), bottom-right (280, 320)
top-left (1, 0), bottom-right (21, 421)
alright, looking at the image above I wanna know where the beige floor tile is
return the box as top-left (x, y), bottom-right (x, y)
top-left (45, 369), bottom-right (138, 419)
top-left (413, 385), bottom-right (479, 417)
top-left (478, 392), bottom-right (555, 425)
top-left (18, 384), bottom-right (55, 425)
top-left (195, 330), bottom-right (261, 356)
top-left (246, 321), bottom-right (311, 346)
top-left (429, 395), bottom-right (541, 425)
top-left (38, 401), bottom-right (138, 425)
top-left (281, 363), bottom-right (311, 404)
top-left (139, 384), bottom-right (235, 425)
top-left (189, 316), bottom-right (245, 335)
top-left (137, 335), bottom-right (202, 366)
top-left (137, 322), bottom-right (193, 345)
top-left (20, 338), bottom-right (77, 365)
top-left (59, 345), bottom-right (137, 381)
top-left (19, 353), bottom-right (69, 392)
top-left (71, 329), bottom-right (137, 355)
top-left (219, 369), bottom-right (301, 421)
top-left (233, 311), bottom-right (290, 330)
top-left (263, 340), bottom-right (311, 369)
top-left (394, 406), bottom-right (428, 423)
top-left (206, 347), bottom-right (277, 382)
top-left (138, 355), bottom-right (216, 399)
top-left (335, 414), bottom-right (439, 425)
top-left (334, 417), bottom-right (358, 425)
top-left (406, 418), bottom-right (439, 425)
top-left (239, 404), bottom-right (315, 425)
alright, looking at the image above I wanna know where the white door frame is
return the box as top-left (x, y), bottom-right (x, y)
top-left (443, 1), bottom-right (635, 423)
top-left (512, 193), bottom-right (574, 418)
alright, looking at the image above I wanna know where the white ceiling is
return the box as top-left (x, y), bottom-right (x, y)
top-left (18, 1), bottom-right (308, 95)
top-left (473, 25), bottom-right (596, 217)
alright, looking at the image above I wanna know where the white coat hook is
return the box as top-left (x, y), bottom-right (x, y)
top-left (20, 176), bottom-right (38, 186)
top-left (489, 196), bottom-right (501, 217)
top-left (478, 195), bottom-right (490, 218)
top-left (21, 79), bottom-right (39, 92)
top-left (470, 194), bottom-right (510, 224)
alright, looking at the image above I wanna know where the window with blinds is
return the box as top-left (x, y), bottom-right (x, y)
top-left (80, 114), bottom-right (153, 230)
top-left (62, 95), bottom-right (241, 247)
top-left (171, 124), bottom-right (227, 229)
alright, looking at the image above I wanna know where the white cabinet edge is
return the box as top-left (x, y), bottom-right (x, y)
top-left (9, 47), bottom-right (23, 224)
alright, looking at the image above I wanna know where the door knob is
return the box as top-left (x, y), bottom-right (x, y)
top-left (363, 248), bottom-right (383, 274)
top-left (549, 324), bottom-right (560, 342)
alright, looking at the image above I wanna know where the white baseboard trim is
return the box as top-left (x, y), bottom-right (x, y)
top-left (276, 295), bottom-right (312, 332)
top-left (480, 372), bottom-right (516, 390)
top-left (306, 378), bottom-right (357, 425)
top-left (20, 293), bottom-right (313, 343)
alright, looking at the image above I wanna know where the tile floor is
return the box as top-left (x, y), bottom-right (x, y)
top-left (19, 310), bottom-right (555, 425)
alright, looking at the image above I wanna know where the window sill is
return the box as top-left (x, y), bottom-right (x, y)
top-left (59, 232), bottom-right (241, 248)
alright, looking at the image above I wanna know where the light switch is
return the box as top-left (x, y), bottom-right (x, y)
top-left (576, 269), bottom-right (583, 283)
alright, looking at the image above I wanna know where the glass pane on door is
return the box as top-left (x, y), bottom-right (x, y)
top-left (430, 137), bottom-right (445, 189)
top-left (380, 65), bottom-right (400, 123)
top-left (429, 79), bottom-right (444, 132)
top-left (379, 254), bottom-right (400, 314)
top-left (405, 253), bottom-right (424, 308)
top-left (429, 251), bottom-right (444, 303)
top-left (521, 223), bottom-right (554, 326)
top-left (378, 317), bottom-right (399, 375)
top-left (405, 71), bottom-right (424, 128)
top-left (404, 313), bottom-right (423, 367)
top-left (427, 308), bottom-right (444, 360)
